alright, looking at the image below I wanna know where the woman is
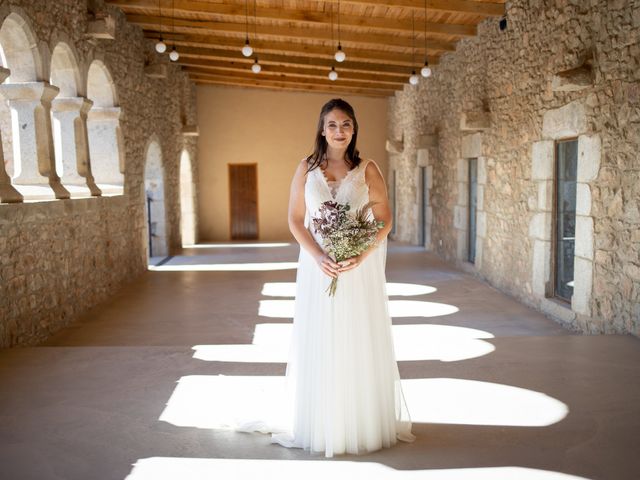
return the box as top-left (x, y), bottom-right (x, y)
top-left (236, 98), bottom-right (415, 457)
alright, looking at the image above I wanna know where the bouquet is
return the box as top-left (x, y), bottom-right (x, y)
top-left (311, 200), bottom-right (385, 296)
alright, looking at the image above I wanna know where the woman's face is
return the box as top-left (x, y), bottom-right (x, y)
top-left (322, 108), bottom-right (354, 150)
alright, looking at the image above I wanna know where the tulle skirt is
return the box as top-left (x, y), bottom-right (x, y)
top-left (236, 238), bottom-right (416, 457)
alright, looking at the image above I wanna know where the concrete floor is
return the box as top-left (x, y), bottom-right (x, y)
top-left (1, 242), bottom-right (639, 480)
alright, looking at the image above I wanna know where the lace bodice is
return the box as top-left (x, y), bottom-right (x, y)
top-left (303, 159), bottom-right (371, 242)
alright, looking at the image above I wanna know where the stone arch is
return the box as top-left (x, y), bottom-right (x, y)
top-left (0, 11), bottom-right (40, 181)
top-left (0, 10), bottom-right (68, 201)
top-left (49, 42), bottom-right (99, 195)
top-left (179, 149), bottom-right (196, 246)
top-left (50, 42), bottom-right (81, 97)
top-left (143, 138), bottom-right (168, 260)
top-left (86, 59), bottom-right (124, 189)
top-left (0, 11), bottom-right (42, 82)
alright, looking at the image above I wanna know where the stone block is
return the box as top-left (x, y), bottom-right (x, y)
top-left (454, 205), bottom-right (468, 230)
top-left (532, 239), bottom-right (551, 296)
top-left (86, 15), bottom-right (116, 40)
top-left (477, 185), bottom-right (484, 211)
top-left (531, 141), bottom-right (554, 180)
top-left (576, 183), bottom-right (592, 216)
top-left (529, 212), bottom-right (551, 240)
top-left (474, 238), bottom-right (483, 269)
top-left (460, 111), bottom-right (490, 131)
top-left (456, 158), bottom-right (468, 183)
top-left (552, 64), bottom-right (594, 92)
top-left (577, 135), bottom-right (601, 182)
top-left (145, 64), bottom-right (168, 79)
top-left (417, 134), bottom-right (438, 149)
top-left (477, 211), bottom-right (486, 238)
top-left (456, 228), bottom-right (468, 260)
top-left (417, 148), bottom-right (429, 166)
top-left (575, 215), bottom-right (594, 260)
top-left (542, 100), bottom-right (587, 139)
top-left (461, 132), bottom-right (483, 158)
top-left (181, 125), bottom-right (199, 137)
top-left (540, 297), bottom-right (577, 325)
top-left (457, 184), bottom-right (468, 206)
top-left (477, 157), bottom-right (487, 185)
top-left (537, 180), bottom-right (553, 212)
top-left (426, 166), bottom-right (433, 189)
top-left (385, 138), bottom-right (403, 154)
top-left (572, 256), bottom-right (593, 316)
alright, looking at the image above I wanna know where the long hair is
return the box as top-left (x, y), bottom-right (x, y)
top-left (305, 98), bottom-right (361, 173)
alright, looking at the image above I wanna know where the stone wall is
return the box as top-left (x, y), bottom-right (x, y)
top-left (0, 0), bottom-right (198, 347)
top-left (388, 0), bottom-right (639, 336)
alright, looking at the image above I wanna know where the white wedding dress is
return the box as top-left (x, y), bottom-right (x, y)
top-left (235, 159), bottom-right (416, 457)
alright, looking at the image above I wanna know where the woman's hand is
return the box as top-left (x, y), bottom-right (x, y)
top-left (315, 253), bottom-right (341, 278)
top-left (338, 251), bottom-right (370, 273)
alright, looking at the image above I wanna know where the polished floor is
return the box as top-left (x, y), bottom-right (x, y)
top-left (0, 242), bottom-right (639, 480)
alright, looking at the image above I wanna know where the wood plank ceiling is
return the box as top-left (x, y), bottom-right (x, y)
top-left (106, 0), bottom-right (506, 98)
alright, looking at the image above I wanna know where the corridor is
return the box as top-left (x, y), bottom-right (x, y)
top-left (0, 242), bottom-right (638, 480)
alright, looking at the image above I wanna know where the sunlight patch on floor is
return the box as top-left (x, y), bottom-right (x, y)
top-left (149, 262), bottom-right (298, 271)
top-left (260, 282), bottom-right (437, 297)
top-left (126, 458), bottom-right (592, 480)
top-left (192, 324), bottom-right (495, 363)
top-left (258, 299), bottom-right (458, 318)
top-left (159, 375), bottom-right (568, 430)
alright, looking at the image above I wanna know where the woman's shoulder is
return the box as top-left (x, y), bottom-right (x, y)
top-left (360, 158), bottom-right (382, 175)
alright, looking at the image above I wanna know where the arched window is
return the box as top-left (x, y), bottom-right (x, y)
top-left (86, 59), bottom-right (124, 193)
top-left (143, 140), bottom-right (168, 261)
top-left (179, 149), bottom-right (196, 246)
top-left (50, 42), bottom-right (100, 197)
top-left (0, 12), bottom-right (66, 201)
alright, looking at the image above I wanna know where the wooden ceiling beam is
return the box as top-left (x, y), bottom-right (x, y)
top-left (108, 0), bottom-right (477, 38)
top-left (144, 31), bottom-right (442, 65)
top-left (175, 47), bottom-right (420, 76)
top-left (189, 72), bottom-right (397, 95)
top-left (125, 14), bottom-right (457, 52)
top-left (192, 77), bottom-right (393, 98)
top-left (183, 63), bottom-right (405, 86)
top-left (338, 0), bottom-right (504, 16)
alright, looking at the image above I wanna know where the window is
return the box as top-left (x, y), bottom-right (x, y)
top-left (468, 158), bottom-right (477, 263)
top-left (554, 139), bottom-right (578, 301)
top-left (419, 166), bottom-right (427, 246)
top-left (391, 170), bottom-right (397, 235)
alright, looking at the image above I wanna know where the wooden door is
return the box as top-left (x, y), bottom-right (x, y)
top-left (228, 163), bottom-right (258, 240)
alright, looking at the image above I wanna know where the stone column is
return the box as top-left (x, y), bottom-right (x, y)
top-left (51, 96), bottom-right (101, 196)
top-left (0, 67), bottom-right (22, 203)
top-left (87, 106), bottom-right (125, 185)
top-left (0, 81), bottom-right (69, 199)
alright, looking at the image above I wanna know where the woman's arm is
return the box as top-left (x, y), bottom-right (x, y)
top-left (288, 159), bottom-right (341, 278)
top-left (338, 159), bottom-right (392, 272)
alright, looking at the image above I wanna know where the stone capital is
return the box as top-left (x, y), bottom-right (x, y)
top-left (181, 125), bottom-right (199, 137)
top-left (0, 67), bottom-right (10, 83)
top-left (0, 81), bottom-right (59, 103)
top-left (51, 96), bottom-right (93, 114)
top-left (87, 106), bottom-right (122, 121)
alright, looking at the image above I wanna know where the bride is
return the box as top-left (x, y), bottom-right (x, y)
top-left (237, 98), bottom-right (416, 457)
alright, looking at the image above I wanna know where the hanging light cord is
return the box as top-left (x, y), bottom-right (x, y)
top-left (330, 1), bottom-right (334, 48)
top-left (412, 11), bottom-right (416, 68)
top-left (245, 0), bottom-right (249, 41)
top-left (424, 0), bottom-right (428, 61)
top-left (172, 0), bottom-right (175, 43)
top-left (337, 0), bottom-right (341, 45)
top-left (158, 0), bottom-right (162, 38)
top-left (253, 0), bottom-right (257, 44)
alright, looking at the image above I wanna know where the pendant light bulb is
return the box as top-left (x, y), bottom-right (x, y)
top-left (169, 47), bottom-right (179, 61)
top-left (251, 58), bottom-right (261, 73)
top-left (409, 70), bottom-right (419, 85)
top-left (328, 66), bottom-right (338, 81)
top-left (242, 39), bottom-right (253, 57)
top-left (155, 38), bottom-right (167, 53)
top-left (334, 44), bottom-right (346, 63)
top-left (421, 61), bottom-right (432, 77)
